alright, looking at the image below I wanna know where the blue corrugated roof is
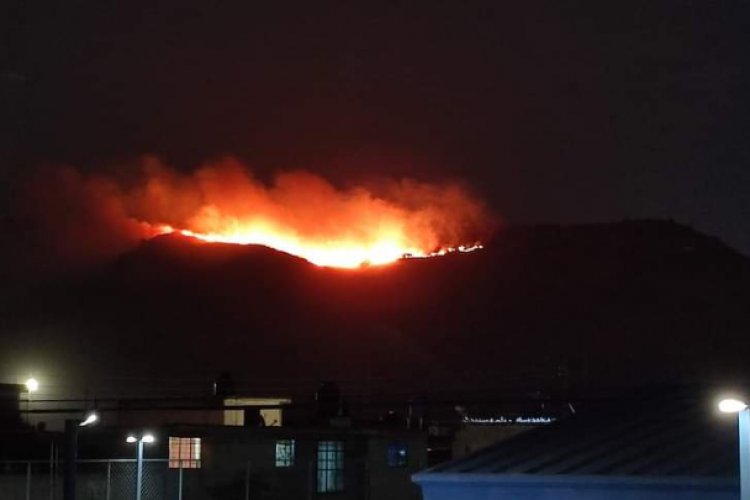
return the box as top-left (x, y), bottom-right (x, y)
top-left (428, 391), bottom-right (739, 477)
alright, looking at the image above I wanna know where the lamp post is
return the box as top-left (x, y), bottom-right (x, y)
top-left (719, 398), bottom-right (750, 500)
top-left (63, 411), bottom-right (99, 500)
top-left (126, 433), bottom-right (155, 500)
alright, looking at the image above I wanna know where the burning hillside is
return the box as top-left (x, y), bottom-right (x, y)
top-left (23, 157), bottom-right (491, 269)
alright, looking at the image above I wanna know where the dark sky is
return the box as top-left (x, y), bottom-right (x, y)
top-left (2, 1), bottom-right (750, 402)
top-left (2, 0), bottom-right (749, 252)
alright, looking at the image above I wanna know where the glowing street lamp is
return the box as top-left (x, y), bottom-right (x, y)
top-left (720, 399), bottom-right (748, 414)
top-left (23, 377), bottom-right (39, 427)
top-left (126, 433), bottom-right (156, 500)
top-left (718, 398), bottom-right (750, 500)
top-left (24, 377), bottom-right (39, 393)
top-left (79, 411), bottom-right (98, 427)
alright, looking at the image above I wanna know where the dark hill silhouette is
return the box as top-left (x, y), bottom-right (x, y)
top-left (5, 219), bottom-right (750, 397)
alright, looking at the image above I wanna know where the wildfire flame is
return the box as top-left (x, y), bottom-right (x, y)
top-left (26, 157), bottom-right (490, 269)
top-left (155, 224), bottom-right (483, 268)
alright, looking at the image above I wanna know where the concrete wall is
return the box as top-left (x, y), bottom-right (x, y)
top-left (414, 474), bottom-right (738, 500)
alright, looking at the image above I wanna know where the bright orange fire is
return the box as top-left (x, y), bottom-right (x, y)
top-left (27, 157), bottom-right (490, 269)
top-left (130, 159), bottom-right (489, 268)
top-left (156, 224), bottom-right (483, 268)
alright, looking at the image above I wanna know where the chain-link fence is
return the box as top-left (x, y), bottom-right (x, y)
top-left (0, 459), bottom-right (306, 500)
top-left (0, 459), bottom-right (173, 500)
top-left (0, 457), bottom-right (418, 500)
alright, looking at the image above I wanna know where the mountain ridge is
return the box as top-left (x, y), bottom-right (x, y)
top-left (4, 219), bottom-right (749, 396)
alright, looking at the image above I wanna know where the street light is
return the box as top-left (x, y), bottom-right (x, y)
top-left (23, 377), bottom-right (39, 426)
top-left (720, 399), bottom-right (748, 414)
top-left (24, 377), bottom-right (39, 393)
top-left (63, 411), bottom-right (100, 500)
top-left (79, 411), bottom-right (98, 427)
top-left (126, 433), bottom-right (156, 500)
top-left (718, 398), bottom-right (750, 500)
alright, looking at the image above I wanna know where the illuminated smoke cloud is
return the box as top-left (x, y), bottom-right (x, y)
top-left (23, 157), bottom-right (493, 269)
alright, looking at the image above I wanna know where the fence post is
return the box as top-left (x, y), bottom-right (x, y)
top-left (307, 460), bottom-right (313, 500)
top-left (26, 461), bottom-right (31, 500)
top-left (49, 442), bottom-right (55, 500)
top-left (106, 460), bottom-right (111, 500)
top-left (178, 462), bottom-right (183, 500)
top-left (244, 461), bottom-right (251, 500)
top-left (364, 458), bottom-right (370, 500)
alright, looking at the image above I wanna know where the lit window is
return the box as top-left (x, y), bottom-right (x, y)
top-left (387, 442), bottom-right (408, 467)
top-left (169, 437), bottom-right (201, 469)
top-left (317, 441), bottom-right (344, 492)
top-left (275, 439), bottom-right (295, 467)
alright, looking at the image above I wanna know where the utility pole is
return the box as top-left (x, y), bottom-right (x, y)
top-left (63, 419), bottom-right (78, 500)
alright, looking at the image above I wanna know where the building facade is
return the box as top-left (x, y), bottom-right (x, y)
top-left (163, 424), bottom-right (427, 500)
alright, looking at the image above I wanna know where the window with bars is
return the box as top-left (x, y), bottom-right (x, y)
top-left (316, 440), bottom-right (344, 493)
top-left (387, 442), bottom-right (408, 467)
top-left (169, 437), bottom-right (201, 469)
top-left (275, 439), bottom-right (295, 467)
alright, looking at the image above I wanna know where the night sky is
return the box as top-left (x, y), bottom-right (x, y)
top-left (1, 1), bottom-right (750, 399)
top-left (2, 1), bottom-right (749, 252)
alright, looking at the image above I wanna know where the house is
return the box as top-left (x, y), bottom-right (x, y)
top-left (0, 423), bottom-right (426, 500)
top-left (414, 390), bottom-right (739, 500)
top-left (63, 422), bottom-right (426, 500)
top-left (160, 424), bottom-right (427, 500)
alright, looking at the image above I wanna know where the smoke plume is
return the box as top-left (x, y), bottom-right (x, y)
top-left (18, 157), bottom-right (493, 269)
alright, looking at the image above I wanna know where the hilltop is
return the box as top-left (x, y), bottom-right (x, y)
top-left (4, 220), bottom-right (750, 397)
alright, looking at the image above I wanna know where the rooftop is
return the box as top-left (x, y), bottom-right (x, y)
top-left (427, 390), bottom-right (739, 478)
